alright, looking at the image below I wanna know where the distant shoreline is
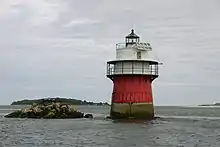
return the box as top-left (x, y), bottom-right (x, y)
top-left (198, 103), bottom-right (220, 106)
top-left (11, 97), bottom-right (110, 106)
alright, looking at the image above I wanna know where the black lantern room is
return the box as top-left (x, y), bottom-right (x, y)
top-left (125, 29), bottom-right (140, 47)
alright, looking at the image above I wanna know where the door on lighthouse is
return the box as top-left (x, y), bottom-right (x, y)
top-left (137, 51), bottom-right (141, 59)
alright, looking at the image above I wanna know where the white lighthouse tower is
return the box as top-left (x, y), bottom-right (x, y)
top-left (106, 29), bottom-right (159, 119)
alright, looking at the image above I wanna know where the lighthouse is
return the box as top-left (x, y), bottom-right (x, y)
top-left (106, 29), bottom-right (159, 119)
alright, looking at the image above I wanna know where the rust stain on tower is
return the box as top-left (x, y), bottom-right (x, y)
top-left (106, 29), bottom-right (160, 119)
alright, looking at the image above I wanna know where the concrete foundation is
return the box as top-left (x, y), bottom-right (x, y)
top-left (110, 102), bottom-right (154, 119)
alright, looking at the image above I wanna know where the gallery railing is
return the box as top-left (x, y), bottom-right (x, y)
top-left (107, 62), bottom-right (159, 77)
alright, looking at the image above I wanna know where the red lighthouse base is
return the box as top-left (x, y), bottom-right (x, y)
top-left (110, 75), bottom-right (156, 119)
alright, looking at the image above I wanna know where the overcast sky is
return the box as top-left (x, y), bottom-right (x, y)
top-left (0, 0), bottom-right (220, 105)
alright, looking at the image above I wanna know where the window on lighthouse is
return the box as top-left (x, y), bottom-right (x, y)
top-left (137, 51), bottom-right (141, 59)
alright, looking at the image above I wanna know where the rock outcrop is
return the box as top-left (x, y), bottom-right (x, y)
top-left (4, 101), bottom-right (85, 119)
top-left (84, 114), bottom-right (93, 119)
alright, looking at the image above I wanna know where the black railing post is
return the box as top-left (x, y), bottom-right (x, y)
top-left (132, 61), bottom-right (133, 74)
top-left (107, 63), bottom-right (109, 75)
top-left (156, 64), bottom-right (158, 75)
top-left (122, 62), bottom-right (123, 74)
top-left (112, 66), bottom-right (114, 75)
top-left (114, 63), bottom-right (116, 75)
top-left (150, 64), bottom-right (152, 75)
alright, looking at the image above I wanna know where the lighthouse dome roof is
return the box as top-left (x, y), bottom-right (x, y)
top-left (126, 29), bottom-right (140, 39)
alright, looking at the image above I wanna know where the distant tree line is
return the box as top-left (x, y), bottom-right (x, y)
top-left (11, 97), bottom-right (110, 106)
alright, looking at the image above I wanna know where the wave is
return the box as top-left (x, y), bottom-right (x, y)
top-left (159, 115), bottom-right (220, 121)
top-left (0, 113), bottom-right (7, 116)
top-left (0, 109), bottom-right (19, 111)
top-left (180, 106), bottom-right (220, 108)
top-left (155, 105), bottom-right (220, 108)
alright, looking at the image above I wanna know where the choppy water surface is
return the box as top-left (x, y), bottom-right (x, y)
top-left (1, 105), bottom-right (220, 147)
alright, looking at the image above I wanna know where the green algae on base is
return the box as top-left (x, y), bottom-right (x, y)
top-left (110, 103), bottom-right (154, 119)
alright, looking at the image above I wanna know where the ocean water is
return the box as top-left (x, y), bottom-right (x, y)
top-left (1, 105), bottom-right (220, 147)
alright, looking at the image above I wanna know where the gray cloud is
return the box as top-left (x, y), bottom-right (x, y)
top-left (0, 0), bottom-right (220, 105)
